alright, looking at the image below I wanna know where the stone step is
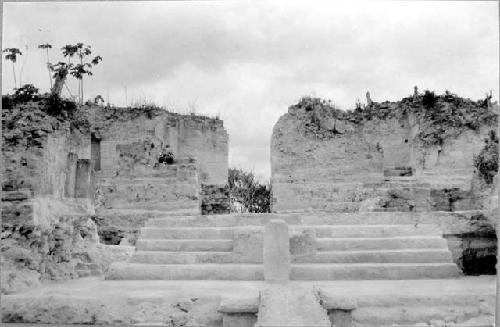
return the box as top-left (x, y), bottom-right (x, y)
top-left (131, 248), bottom-right (453, 265)
top-left (351, 305), bottom-right (483, 326)
top-left (291, 263), bottom-right (460, 280)
top-left (144, 212), bottom-right (466, 228)
top-left (317, 236), bottom-right (448, 251)
top-left (311, 224), bottom-right (440, 238)
top-left (130, 251), bottom-right (235, 264)
top-left (140, 227), bottom-right (235, 239)
top-left (106, 262), bottom-right (263, 280)
top-left (135, 239), bottom-right (233, 252)
top-left (294, 249), bottom-right (453, 264)
top-left (104, 201), bottom-right (200, 211)
top-left (138, 224), bottom-right (441, 240)
top-left (105, 262), bottom-right (459, 280)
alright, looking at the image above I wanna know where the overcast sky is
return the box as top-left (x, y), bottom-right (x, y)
top-left (3, 1), bottom-right (498, 181)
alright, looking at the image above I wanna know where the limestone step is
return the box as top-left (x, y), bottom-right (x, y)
top-left (131, 248), bottom-right (452, 265)
top-left (135, 239), bottom-right (233, 252)
top-left (105, 262), bottom-right (459, 280)
top-left (316, 236), bottom-right (447, 251)
top-left (138, 224), bottom-right (441, 240)
top-left (310, 224), bottom-right (440, 238)
top-left (140, 227), bottom-right (235, 239)
top-left (130, 251), bottom-right (235, 264)
top-left (144, 211), bottom-right (477, 228)
top-left (291, 263), bottom-right (460, 280)
top-left (293, 249), bottom-right (453, 264)
top-left (106, 262), bottom-right (263, 280)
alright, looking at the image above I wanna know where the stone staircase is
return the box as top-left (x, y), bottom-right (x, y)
top-left (106, 212), bottom-right (461, 280)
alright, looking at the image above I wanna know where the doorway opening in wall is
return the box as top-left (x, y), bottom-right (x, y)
top-left (91, 134), bottom-right (101, 172)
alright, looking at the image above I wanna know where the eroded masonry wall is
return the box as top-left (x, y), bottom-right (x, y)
top-left (88, 106), bottom-right (230, 244)
top-left (2, 102), bottom-right (101, 294)
top-left (271, 101), bottom-right (496, 212)
top-left (89, 107), bottom-right (228, 185)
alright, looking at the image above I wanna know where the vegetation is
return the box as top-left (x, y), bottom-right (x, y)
top-left (38, 43), bottom-right (53, 89)
top-left (44, 94), bottom-right (77, 117)
top-left (69, 43), bottom-right (102, 104)
top-left (3, 48), bottom-right (22, 89)
top-left (422, 90), bottom-right (437, 109)
top-left (4, 42), bottom-right (102, 102)
top-left (474, 130), bottom-right (499, 185)
top-left (293, 89), bottom-right (497, 147)
top-left (228, 168), bottom-right (271, 213)
top-left (13, 84), bottom-right (40, 103)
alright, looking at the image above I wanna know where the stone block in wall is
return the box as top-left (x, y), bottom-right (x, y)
top-left (1, 200), bottom-right (35, 226)
top-left (222, 313), bottom-right (257, 327)
top-left (383, 167), bottom-right (413, 177)
top-left (430, 188), bottom-right (477, 212)
top-left (64, 153), bottom-right (78, 198)
top-left (2, 189), bottom-right (31, 202)
top-left (75, 159), bottom-right (93, 199)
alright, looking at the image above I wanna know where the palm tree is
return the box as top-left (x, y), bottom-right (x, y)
top-left (3, 48), bottom-right (22, 89)
top-left (38, 43), bottom-right (53, 89)
top-left (60, 44), bottom-right (79, 98)
top-left (70, 43), bottom-right (102, 104)
top-left (61, 44), bottom-right (78, 64)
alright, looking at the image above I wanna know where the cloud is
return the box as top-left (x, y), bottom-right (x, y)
top-left (3, 1), bottom-right (498, 180)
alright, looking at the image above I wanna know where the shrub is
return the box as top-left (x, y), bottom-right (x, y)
top-left (14, 84), bottom-right (40, 103)
top-left (44, 94), bottom-right (77, 117)
top-left (158, 151), bottom-right (175, 165)
top-left (228, 168), bottom-right (270, 213)
top-left (422, 90), bottom-right (437, 109)
top-left (474, 130), bottom-right (499, 185)
top-left (2, 95), bottom-right (14, 109)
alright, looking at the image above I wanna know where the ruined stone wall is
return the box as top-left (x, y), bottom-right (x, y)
top-left (89, 106), bottom-right (228, 184)
top-left (2, 103), bottom-right (94, 223)
top-left (2, 102), bottom-right (99, 294)
top-left (88, 106), bottom-right (229, 243)
top-left (271, 96), bottom-right (497, 213)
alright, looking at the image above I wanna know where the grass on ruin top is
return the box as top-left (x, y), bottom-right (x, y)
top-left (291, 90), bottom-right (497, 146)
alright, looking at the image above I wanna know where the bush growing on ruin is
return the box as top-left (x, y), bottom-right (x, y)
top-left (474, 130), bottom-right (499, 185)
top-left (158, 151), bottom-right (175, 164)
top-left (417, 91), bottom-right (496, 146)
top-left (228, 168), bottom-right (271, 213)
top-left (422, 90), bottom-right (437, 109)
top-left (13, 84), bottom-right (40, 103)
top-left (292, 89), bottom-right (497, 147)
top-left (43, 94), bottom-right (77, 117)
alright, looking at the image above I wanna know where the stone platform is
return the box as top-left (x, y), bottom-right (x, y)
top-left (1, 276), bottom-right (495, 326)
top-left (107, 212), bottom-right (464, 280)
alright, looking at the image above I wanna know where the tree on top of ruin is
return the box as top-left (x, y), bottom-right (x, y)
top-left (48, 43), bottom-right (102, 102)
top-left (68, 43), bottom-right (102, 104)
top-left (38, 43), bottom-right (53, 89)
top-left (62, 44), bottom-right (79, 64)
top-left (3, 48), bottom-right (23, 89)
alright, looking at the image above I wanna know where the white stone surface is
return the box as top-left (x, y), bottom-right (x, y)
top-left (263, 219), bottom-right (290, 282)
top-left (255, 284), bottom-right (330, 327)
top-left (1, 277), bottom-right (495, 325)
